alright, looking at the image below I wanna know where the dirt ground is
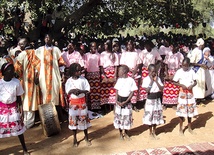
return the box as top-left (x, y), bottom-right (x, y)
top-left (1, 100), bottom-right (214, 155)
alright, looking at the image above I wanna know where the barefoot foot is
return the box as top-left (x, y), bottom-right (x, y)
top-left (85, 140), bottom-right (92, 146)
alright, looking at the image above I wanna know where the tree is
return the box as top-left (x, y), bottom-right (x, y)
top-left (0, 0), bottom-right (213, 41)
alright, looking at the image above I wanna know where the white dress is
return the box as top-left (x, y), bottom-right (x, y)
top-left (173, 68), bottom-right (198, 117)
top-left (65, 76), bottom-right (91, 130)
top-left (142, 76), bottom-right (164, 125)
top-left (114, 77), bottom-right (138, 129)
top-left (0, 78), bottom-right (26, 138)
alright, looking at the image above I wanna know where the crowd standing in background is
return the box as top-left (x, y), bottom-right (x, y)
top-left (0, 31), bottom-right (214, 153)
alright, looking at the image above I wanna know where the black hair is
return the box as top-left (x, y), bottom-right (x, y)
top-left (44, 34), bottom-right (52, 39)
top-left (119, 65), bottom-right (129, 74)
top-left (148, 64), bottom-right (156, 72)
top-left (1, 62), bottom-right (14, 76)
top-left (0, 47), bottom-right (8, 57)
top-left (182, 57), bottom-right (190, 64)
top-left (104, 40), bottom-right (112, 51)
top-left (69, 63), bottom-right (81, 77)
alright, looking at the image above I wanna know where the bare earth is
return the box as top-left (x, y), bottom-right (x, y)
top-left (1, 101), bottom-right (214, 155)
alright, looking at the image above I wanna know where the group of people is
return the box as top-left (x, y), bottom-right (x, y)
top-left (0, 32), bottom-right (212, 153)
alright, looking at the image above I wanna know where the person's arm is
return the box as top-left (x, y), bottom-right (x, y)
top-left (190, 63), bottom-right (207, 69)
top-left (173, 81), bottom-right (187, 90)
top-left (100, 66), bottom-right (107, 78)
top-left (115, 90), bottom-right (122, 107)
top-left (17, 96), bottom-right (23, 119)
top-left (144, 76), bottom-right (154, 93)
top-left (154, 76), bottom-right (164, 91)
top-left (114, 66), bottom-right (118, 79)
top-left (187, 80), bottom-right (197, 91)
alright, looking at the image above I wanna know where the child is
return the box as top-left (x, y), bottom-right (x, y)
top-left (65, 63), bottom-right (91, 147)
top-left (120, 40), bottom-right (142, 112)
top-left (173, 57), bottom-right (197, 135)
top-left (0, 63), bottom-right (29, 155)
top-left (114, 65), bottom-right (138, 140)
top-left (142, 64), bottom-right (164, 140)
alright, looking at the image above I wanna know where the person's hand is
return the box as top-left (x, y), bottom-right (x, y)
top-left (102, 77), bottom-right (108, 83)
top-left (204, 55), bottom-right (209, 60)
top-left (69, 89), bottom-right (80, 96)
top-left (19, 106), bottom-right (24, 121)
top-left (201, 64), bottom-right (208, 70)
top-left (34, 77), bottom-right (39, 85)
top-left (121, 101), bottom-right (127, 107)
top-left (117, 101), bottom-right (122, 107)
top-left (74, 89), bottom-right (81, 95)
top-left (187, 85), bottom-right (194, 91)
top-left (149, 74), bottom-right (154, 81)
top-left (181, 84), bottom-right (187, 90)
top-left (153, 75), bottom-right (157, 82)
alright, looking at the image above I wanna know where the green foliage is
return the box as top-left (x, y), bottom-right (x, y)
top-left (0, 0), bottom-right (213, 39)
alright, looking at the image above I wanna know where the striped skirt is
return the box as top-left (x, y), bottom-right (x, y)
top-left (100, 66), bottom-right (116, 104)
top-left (0, 102), bottom-right (26, 138)
top-left (86, 71), bottom-right (101, 109)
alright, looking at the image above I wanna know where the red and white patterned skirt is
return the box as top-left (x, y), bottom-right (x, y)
top-left (139, 67), bottom-right (149, 101)
top-left (162, 69), bottom-right (179, 105)
top-left (100, 66), bottom-right (116, 104)
top-left (0, 102), bottom-right (26, 138)
top-left (86, 71), bottom-right (101, 109)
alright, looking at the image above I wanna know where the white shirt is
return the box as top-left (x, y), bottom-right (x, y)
top-left (114, 77), bottom-right (138, 97)
top-left (173, 68), bottom-right (196, 88)
top-left (143, 47), bottom-right (162, 67)
top-left (65, 76), bottom-right (90, 99)
top-left (142, 76), bottom-right (163, 93)
top-left (0, 78), bottom-right (24, 104)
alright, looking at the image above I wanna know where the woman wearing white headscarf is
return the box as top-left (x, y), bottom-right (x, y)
top-left (187, 38), bottom-right (207, 100)
top-left (203, 47), bottom-right (214, 68)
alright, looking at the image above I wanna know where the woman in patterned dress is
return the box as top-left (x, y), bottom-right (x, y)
top-left (120, 40), bottom-right (142, 112)
top-left (100, 40), bottom-right (119, 108)
top-left (162, 43), bottom-right (184, 108)
top-left (84, 42), bottom-right (101, 110)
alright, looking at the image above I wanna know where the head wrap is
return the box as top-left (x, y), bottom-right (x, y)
top-left (203, 47), bottom-right (211, 54)
top-left (196, 38), bottom-right (205, 47)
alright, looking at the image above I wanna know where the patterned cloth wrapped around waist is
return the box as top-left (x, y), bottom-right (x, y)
top-left (179, 88), bottom-right (193, 99)
top-left (69, 97), bottom-right (86, 105)
top-left (147, 92), bottom-right (162, 99)
top-left (0, 101), bottom-right (17, 108)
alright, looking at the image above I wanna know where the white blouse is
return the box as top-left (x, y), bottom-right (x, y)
top-left (0, 78), bottom-right (24, 104)
top-left (65, 76), bottom-right (90, 99)
top-left (173, 68), bottom-right (196, 88)
top-left (142, 76), bottom-right (163, 93)
top-left (114, 77), bottom-right (138, 97)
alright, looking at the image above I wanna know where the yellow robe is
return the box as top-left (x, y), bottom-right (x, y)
top-left (14, 49), bottom-right (41, 111)
top-left (35, 46), bottom-right (65, 106)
